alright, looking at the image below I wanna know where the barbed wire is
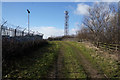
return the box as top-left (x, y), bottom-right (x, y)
top-left (1, 21), bottom-right (43, 37)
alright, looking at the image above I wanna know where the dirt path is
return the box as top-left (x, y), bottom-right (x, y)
top-left (48, 41), bottom-right (106, 79)
top-left (65, 42), bottom-right (106, 79)
top-left (48, 45), bottom-right (65, 78)
top-left (56, 47), bottom-right (65, 78)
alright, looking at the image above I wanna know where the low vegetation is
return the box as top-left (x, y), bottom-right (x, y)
top-left (3, 41), bottom-right (119, 79)
top-left (2, 41), bottom-right (60, 78)
top-left (70, 41), bottom-right (120, 78)
top-left (2, 38), bottom-right (48, 61)
top-left (61, 42), bottom-right (86, 78)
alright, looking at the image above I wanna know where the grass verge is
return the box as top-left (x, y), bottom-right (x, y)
top-left (3, 41), bottom-right (60, 79)
top-left (69, 41), bottom-right (120, 78)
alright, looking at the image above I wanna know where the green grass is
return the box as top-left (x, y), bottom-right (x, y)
top-left (69, 41), bottom-right (120, 78)
top-left (3, 41), bottom-right (60, 78)
top-left (61, 42), bottom-right (87, 78)
top-left (3, 41), bottom-right (119, 79)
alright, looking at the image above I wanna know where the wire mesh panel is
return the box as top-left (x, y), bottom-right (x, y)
top-left (1, 25), bottom-right (43, 41)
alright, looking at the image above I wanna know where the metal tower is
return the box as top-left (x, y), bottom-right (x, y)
top-left (64, 11), bottom-right (69, 36)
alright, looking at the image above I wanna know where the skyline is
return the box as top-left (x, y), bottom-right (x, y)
top-left (1, 2), bottom-right (117, 38)
top-left (2, 2), bottom-right (93, 38)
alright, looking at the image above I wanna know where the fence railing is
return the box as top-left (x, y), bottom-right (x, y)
top-left (98, 42), bottom-right (120, 51)
top-left (1, 25), bottom-right (43, 37)
top-left (1, 23), bottom-right (44, 42)
top-left (78, 39), bottom-right (120, 51)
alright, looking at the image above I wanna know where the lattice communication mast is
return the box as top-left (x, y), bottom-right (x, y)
top-left (64, 11), bottom-right (69, 36)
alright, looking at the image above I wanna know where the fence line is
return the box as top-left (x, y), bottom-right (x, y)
top-left (1, 25), bottom-right (43, 37)
top-left (1, 22), bottom-right (44, 41)
top-left (78, 39), bottom-right (120, 51)
top-left (98, 42), bottom-right (120, 51)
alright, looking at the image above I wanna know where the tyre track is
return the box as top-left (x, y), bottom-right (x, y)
top-left (48, 41), bottom-right (107, 79)
top-left (65, 42), bottom-right (106, 79)
top-left (48, 43), bottom-right (65, 78)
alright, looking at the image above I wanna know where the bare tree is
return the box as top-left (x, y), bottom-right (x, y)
top-left (82, 3), bottom-right (118, 47)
